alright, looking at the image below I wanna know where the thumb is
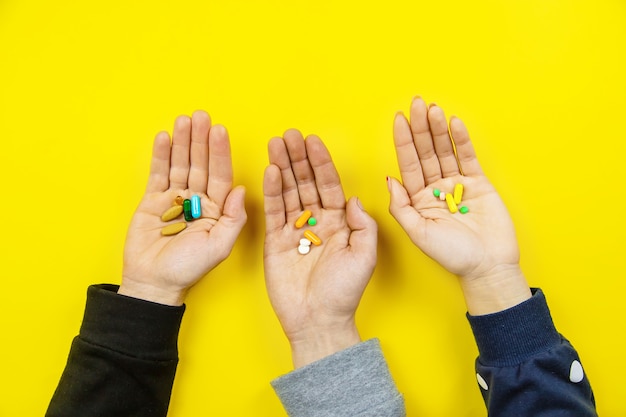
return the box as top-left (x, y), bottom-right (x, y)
top-left (346, 196), bottom-right (377, 265)
top-left (387, 176), bottom-right (424, 235)
top-left (209, 185), bottom-right (247, 260)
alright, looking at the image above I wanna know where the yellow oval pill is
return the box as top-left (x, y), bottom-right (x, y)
top-left (445, 193), bottom-right (458, 214)
top-left (161, 222), bottom-right (187, 236)
top-left (303, 230), bottom-right (322, 246)
top-left (295, 210), bottom-right (312, 228)
top-left (161, 205), bottom-right (184, 222)
top-left (454, 183), bottom-right (464, 205)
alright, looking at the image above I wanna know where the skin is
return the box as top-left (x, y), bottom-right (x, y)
top-left (388, 97), bottom-right (531, 315)
top-left (119, 110), bottom-right (247, 306)
top-left (263, 129), bottom-right (378, 368)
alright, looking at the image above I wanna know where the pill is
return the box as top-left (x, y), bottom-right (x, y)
top-left (174, 195), bottom-right (184, 205)
top-left (454, 183), bottom-right (464, 205)
top-left (304, 230), bottom-right (322, 246)
top-left (460, 206), bottom-right (469, 214)
top-left (298, 244), bottom-right (311, 255)
top-left (308, 217), bottom-right (317, 226)
top-left (439, 192), bottom-right (446, 201)
top-left (161, 205), bottom-right (184, 222)
top-left (445, 193), bottom-right (458, 213)
top-left (183, 199), bottom-right (193, 221)
top-left (191, 195), bottom-right (202, 219)
top-left (299, 238), bottom-right (312, 246)
top-left (161, 222), bottom-right (187, 236)
top-left (295, 210), bottom-right (312, 228)
top-left (433, 188), bottom-right (441, 198)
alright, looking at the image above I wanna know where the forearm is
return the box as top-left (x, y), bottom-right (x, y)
top-left (467, 289), bottom-right (597, 416)
top-left (46, 284), bottom-right (185, 417)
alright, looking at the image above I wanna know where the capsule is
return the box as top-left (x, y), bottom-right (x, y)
top-left (445, 193), bottom-right (458, 214)
top-left (299, 238), bottom-right (312, 246)
top-left (298, 244), bottom-right (311, 255)
top-left (307, 217), bottom-right (317, 226)
top-left (304, 230), bottom-right (322, 246)
top-left (174, 195), bottom-right (184, 205)
top-left (454, 183), bottom-right (464, 205)
top-left (183, 199), bottom-right (193, 221)
top-left (433, 188), bottom-right (441, 198)
top-left (459, 206), bottom-right (469, 214)
top-left (191, 195), bottom-right (202, 219)
top-left (295, 210), bottom-right (312, 228)
top-left (439, 192), bottom-right (446, 201)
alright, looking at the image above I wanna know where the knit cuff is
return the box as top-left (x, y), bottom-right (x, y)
top-left (467, 288), bottom-right (561, 367)
top-left (271, 339), bottom-right (405, 416)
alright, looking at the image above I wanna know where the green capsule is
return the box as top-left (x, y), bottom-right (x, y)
top-left (459, 206), bottom-right (469, 214)
top-left (308, 217), bottom-right (317, 226)
top-left (433, 188), bottom-right (441, 198)
top-left (183, 199), bottom-right (193, 221)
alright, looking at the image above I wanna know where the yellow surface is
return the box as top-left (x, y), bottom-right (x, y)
top-left (1, 1), bottom-right (625, 415)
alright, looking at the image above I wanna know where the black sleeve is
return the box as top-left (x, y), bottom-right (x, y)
top-left (467, 288), bottom-right (597, 416)
top-left (46, 284), bottom-right (186, 417)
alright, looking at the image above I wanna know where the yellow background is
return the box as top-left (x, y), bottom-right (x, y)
top-left (1, 1), bottom-right (624, 415)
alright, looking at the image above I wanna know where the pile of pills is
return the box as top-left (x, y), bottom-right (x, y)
top-left (434, 184), bottom-right (469, 214)
top-left (295, 210), bottom-right (321, 254)
top-left (160, 195), bottom-right (202, 236)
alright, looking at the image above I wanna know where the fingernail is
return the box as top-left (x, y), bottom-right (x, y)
top-left (429, 102), bottom-right (437, 109)
top-left (413, 95), bottom-right (422, 100)
top-left (356, 197), bottom-right (365, 211)
top-left (386, 176), bottom-right (391, 192)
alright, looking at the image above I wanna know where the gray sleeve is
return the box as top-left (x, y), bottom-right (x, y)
top-left (270, 338), bottom-right (405, 417)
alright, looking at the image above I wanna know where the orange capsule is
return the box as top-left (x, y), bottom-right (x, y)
top-left (304, 230), bottom-right (322, 246)
top-left (295, 210), bottom-right (312, 228)
top-left (174, 195), bottom-right (184, 205)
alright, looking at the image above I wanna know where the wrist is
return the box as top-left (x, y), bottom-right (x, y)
top-left (288, 322), bottom-right (361, 369)
top-left (459, 264), bottom-right (532, 316)
top-left (118, 280), bottom-right (187, 306)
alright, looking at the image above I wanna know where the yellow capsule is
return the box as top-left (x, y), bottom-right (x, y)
top-left (445, 193), bottom-right (458, 214)
top-left (161, 222), bottom-right (187, 236)
top-left (303, 230), bottom-right (322, 246)
top-left (295, 210), bottom-right (312, 228)
top-left (161, 205), bottom-right (184, 222)
top-left (454, 183), bottom-right (464, 205)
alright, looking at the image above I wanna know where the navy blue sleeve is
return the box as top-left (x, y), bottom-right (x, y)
top-left (46, 284), bottom-right (185, 417)
top-left (467, 289), bottom-right (597, 416)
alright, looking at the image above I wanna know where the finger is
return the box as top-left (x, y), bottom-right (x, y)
top-left (169, 115), bottom-right (192, 190)
top-left (393, 111), bottom-right (425, 196)
top-left (450, 116), bottom-right (484, 177)
top-left (188, 110), bottom-right (212, 193)
top-left (145, 131), bottom-right (171, 193)
top-left (263, 164), bottom-right (287, 232)
top-left (387, 176), bottom-right (425, 239)
top-left (284, 129), bottom-right (321, 210)
top-left (428, 105), bottom-right (461, 178)
top-left (305, 135), bottom-right (346, 210)
top-left (410, 97), bottom-right (442, 185)
top-left (206, 185), bottom-right (247, 263)
top-left (207, 124), bottom-right (234, 210)
top-left (346, 197), bottom-right (377, 269)
top-left (268, 136), bottom-right (301, 215)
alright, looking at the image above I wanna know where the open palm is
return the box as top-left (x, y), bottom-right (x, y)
top-left (120, 111), bottom-right (246, 305)
top-left (388, 98), bottom-right (520, 281)
top-left (263, 130), bottom-right (377, 351)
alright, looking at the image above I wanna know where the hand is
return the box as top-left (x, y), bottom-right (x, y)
top-left (119, 111), bottom-right (247, 306)
top-left (388, 97), bottom-right (530, 314)
top-left (263, 129), bottom-right (378, 368)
